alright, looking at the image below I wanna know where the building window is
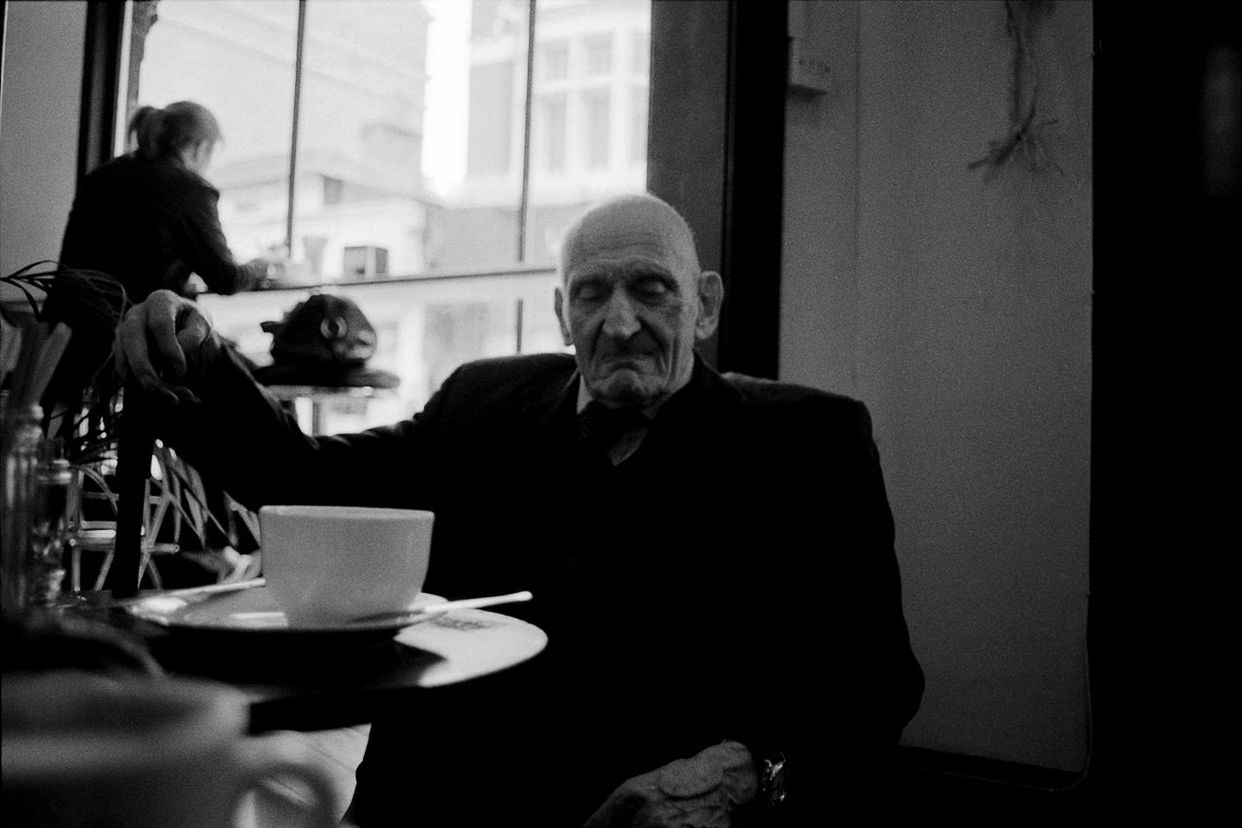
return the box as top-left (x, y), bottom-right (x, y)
top-left (323, 177), bottom-right (344, 206)
top-left (583, 33), bottom-right (612, 77)
top-left (467, 61), bottom-right (517, 176)
top-left (343, 245), bottom-right (390, 280)
top-left (582, 89), bottom-right (611, 169)
top-left (540, 39), bottom-right (569, 82)
top-left (302, 234), bottom-right (328, 278)
top-left (537, 93), bottom-right (568, 172)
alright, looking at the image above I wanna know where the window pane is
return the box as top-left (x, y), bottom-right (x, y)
top-left (582, 89), bottom-right (611, 169)
top-left (128, 0), bottom-right (648, 280)
top-left (631, 28), bottom-right (649, 77)
top-left (537, 93), bottom-right (568, 172)
top-left (540, 39), bottom-right (569, 82)
top-left (294, 0), bottom-right (429, 283)
top-left (127, 0), bottom-right (652, 431)
top-left (466, 62), bottom-right (516, 176)
top-left (433, 0), bottom-right (527, 271)
top-left (525, 0), bottom-right (649, 268)
top-left (132, 0), bottom-right (299, 266)
top-left (199, 272), bottom-right (560, 431)
top-left (630, 26), bottom-right (650, 163)
top-left (583, 33), bottom-right (612, 77)
top-left (631, 83), bottom-right (648, 163)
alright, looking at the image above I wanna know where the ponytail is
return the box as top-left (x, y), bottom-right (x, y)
top-left (128, 106), bottom-right (164, 159)
top-left (127, 101), bottom-right (222, 161)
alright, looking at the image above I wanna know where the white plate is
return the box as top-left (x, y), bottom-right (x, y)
top-left (128, 586), bottom-right (447, 644)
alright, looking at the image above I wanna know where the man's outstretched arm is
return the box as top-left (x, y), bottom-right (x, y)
top-left (113, 290), bottom-right (442, 511)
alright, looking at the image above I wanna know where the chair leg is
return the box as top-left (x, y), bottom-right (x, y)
top-left (92, 547), bottom-right (114, 592)
top-left (142, 548), bottom-right (162, 590)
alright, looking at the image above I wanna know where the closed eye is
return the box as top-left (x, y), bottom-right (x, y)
top-left (630, 274), bottom-right (675, 299)
top-left (571, 278), bottom-right (609, 303)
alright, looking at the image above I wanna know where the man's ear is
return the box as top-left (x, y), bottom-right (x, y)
top-left (553, 286), bottom-right (573, 347)
top-left (694, 271), bottom-right (724, 340)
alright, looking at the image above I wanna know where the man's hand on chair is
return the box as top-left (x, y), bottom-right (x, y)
top-left (114, 289), bottom-right (218, 405)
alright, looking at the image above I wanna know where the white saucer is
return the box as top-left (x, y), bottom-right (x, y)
top-left (128, 586), bottom-right (446, 644)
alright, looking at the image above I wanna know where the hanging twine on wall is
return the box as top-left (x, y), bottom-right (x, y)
top-left (969, 0), bottom-right (1064, 178)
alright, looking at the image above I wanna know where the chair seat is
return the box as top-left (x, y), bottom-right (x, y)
top-left (70, 521), bottom-right (180, 592)
top-left (74, 522), bottom-right (179, 554)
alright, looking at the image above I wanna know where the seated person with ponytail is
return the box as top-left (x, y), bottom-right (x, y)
top-left (59, 100), bottom-right (271, 301)
top-left (45, 100), bottom-right (273, 411)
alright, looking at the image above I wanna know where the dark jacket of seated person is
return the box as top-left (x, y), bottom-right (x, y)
top-left (158, 346), bottom-right (924, 825)
top-left (122, 193), bottom-right (923, 826)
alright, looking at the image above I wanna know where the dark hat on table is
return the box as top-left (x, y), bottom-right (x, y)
top-left (253, 292), bottom-right (399, 389)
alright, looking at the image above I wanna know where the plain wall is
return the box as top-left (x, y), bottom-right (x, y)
top-left (782, 1), bottom-right (1093, 771)
top-left (0, 0), bottom-right (85, 286)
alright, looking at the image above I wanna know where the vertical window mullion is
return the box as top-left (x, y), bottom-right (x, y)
top-left (516, 0), bottom-right (537, 264)
top-left (286, 0), bottom-right (308, 257)
top-left (112, 2), bottom-right (135, 156)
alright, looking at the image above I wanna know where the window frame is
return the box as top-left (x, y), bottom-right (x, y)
top-left (647, 0), bottom-right (786, 377)
top-left (76, 0), bottom-right (787, 377)
top-left (77, 2), bottom-right (125, 184)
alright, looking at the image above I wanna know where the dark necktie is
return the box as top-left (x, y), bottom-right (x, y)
top-left (578, 401), bottom-right (650, 455)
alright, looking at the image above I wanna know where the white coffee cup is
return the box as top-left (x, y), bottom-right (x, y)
top-left (259, 505), bottom-right (434, 626)
top-left (1, 670), bottom-right (337, 827)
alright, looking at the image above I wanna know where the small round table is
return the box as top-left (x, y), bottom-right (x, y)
top-left (261, 384), bottom-right (395, 435)
top-left (74, 590), bottom-right (548, 733)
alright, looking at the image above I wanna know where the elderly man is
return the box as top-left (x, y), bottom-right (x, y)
top-left (116, 193), bottom-right (923, 826)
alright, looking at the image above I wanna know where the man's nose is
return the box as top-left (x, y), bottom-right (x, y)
top-left (601, 291), bottom-right (640, 339)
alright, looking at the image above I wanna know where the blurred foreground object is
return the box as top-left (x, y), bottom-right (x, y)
top-left (1, 608), bottom-right (160, 676)
top-left (2, 669), bottom-right (338, 827)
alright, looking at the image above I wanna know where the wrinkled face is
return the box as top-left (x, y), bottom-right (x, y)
top-left (555, 198), bottom-right (721, 409)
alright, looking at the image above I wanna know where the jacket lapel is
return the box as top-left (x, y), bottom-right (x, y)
top-left (519, 362), bottom-right (581, 465)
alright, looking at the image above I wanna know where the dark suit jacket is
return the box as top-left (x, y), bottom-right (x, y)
top-left (168, 348), bottom-right (923, 824)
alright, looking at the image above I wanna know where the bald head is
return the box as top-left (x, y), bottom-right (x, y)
top-left (553, 193), bottom-right (723, 410)
top-left (559, 194), bottom-right (702, 285)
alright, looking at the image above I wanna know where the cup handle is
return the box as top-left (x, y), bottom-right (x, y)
top-left (232, 735), bottom-right (340, 828)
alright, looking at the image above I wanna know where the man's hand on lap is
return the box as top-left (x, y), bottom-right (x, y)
top-left (583, 741), bottom-right (759, 828)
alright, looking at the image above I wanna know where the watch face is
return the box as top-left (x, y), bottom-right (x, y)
top-left (762, 754), bottom-right (788, 807)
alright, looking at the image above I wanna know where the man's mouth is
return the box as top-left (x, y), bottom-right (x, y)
top-left (607, 354), bottom-right (641, 363)
top-left (602, 354), bottom-right (653, 370)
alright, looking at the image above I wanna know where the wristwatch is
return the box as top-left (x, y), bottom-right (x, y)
top-left (758, 751), bottom-right (788, 809)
